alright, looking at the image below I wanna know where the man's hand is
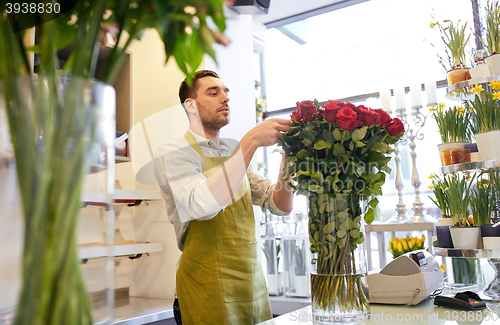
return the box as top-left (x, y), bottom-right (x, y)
top-left (246, 118), bottom-right (292, 149)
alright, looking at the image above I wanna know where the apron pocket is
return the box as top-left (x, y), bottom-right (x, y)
top-left (217, 243), bottom-right (267, 303)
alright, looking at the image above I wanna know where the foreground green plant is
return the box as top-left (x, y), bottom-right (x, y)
top-left (0, 1), bottom-right (227, 324)
top-left (431, 19), bottom-right (470, 68)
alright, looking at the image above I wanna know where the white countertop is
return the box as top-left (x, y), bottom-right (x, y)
top-left (259, 298), bottom-right (500, 324)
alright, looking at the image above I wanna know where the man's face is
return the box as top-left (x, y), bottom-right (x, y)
top-left (192, 76), bottom-right (230, 132)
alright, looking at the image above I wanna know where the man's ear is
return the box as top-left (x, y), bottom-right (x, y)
top-left (184, 98), bottom-right (198, 114)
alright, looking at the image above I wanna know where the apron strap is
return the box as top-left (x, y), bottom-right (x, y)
top-left (184, 131), bottom-right (215, 168)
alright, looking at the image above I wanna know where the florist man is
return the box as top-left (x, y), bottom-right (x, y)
top-left (154, 70), bottom-right (294, 324)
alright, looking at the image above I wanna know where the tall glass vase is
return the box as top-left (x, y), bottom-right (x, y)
top-left (308, 193), bottom-right (369, 323)
top-left (1, 75), bottom-right (115, 325)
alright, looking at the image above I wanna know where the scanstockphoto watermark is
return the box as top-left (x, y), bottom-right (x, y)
top-left (289, 310), bottom-right (424, 323)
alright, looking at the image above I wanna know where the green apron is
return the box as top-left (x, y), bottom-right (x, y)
top-left (176, 131), bottom-right (272, 325)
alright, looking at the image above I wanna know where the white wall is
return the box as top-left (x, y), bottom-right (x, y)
top-left (205, 13), bottom-right (257, 145)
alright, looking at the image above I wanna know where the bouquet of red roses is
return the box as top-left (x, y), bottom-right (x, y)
top-left (280, 99), bottom-right (404, 315)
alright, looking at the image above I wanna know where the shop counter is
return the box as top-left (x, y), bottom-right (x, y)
top-left (259, 298), bottom-right (500, 325)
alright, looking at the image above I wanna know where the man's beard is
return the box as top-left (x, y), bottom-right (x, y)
top-left (202, 114), bottom-right (229, 133)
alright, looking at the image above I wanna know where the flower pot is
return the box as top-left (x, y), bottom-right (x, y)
top-left (309, 194), bottom-right (369, 321)
top-left (480, 224), bottom-right (500, 237)
top-left (266, 272), bottom-right (284, 296)
top-left (447, 67), bottom-right (471, 85)
top-left (486, 53), bottom-right (500, 76)
top-left (469, 64), bottom-right (491, 79)
top-left (449, 227), bottom-right (481, 249)
top-left (436, 226), bottom-right (454, 248)
top-left (294, 275), bottom-right (310, 297)
top-left (437, 142), bottom-right (468, 166)
top-left (480, 225), bottom-right (500, 249)
top-left (437, 218), bottom-right (454, 226)
top-left (475, 130), bottom-right (500, 161)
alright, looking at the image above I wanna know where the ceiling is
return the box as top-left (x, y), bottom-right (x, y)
top-left (250, 0), bottom-right (353, 25)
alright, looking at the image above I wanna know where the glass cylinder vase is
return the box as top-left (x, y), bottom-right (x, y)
top-left (308, 194), bottom-right (369, 323)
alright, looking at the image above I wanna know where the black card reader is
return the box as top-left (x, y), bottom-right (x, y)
top-left (434, 291), bottom-right (486, 311)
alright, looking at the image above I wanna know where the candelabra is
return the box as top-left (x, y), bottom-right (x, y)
top-left (386, 108), bottom-right (409, 224)
top-left (399, 105), bottom-right (436, 223)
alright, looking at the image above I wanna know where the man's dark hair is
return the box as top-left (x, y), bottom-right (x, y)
top-left (179, 70), bottom-right (220, 105)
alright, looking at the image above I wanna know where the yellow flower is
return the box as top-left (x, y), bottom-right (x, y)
top-left (408, 241), bottom-right (414, 249)
top-left (397, 242), bottom-right (403, 252)
top-left (437, 102), bottom-right (446, 110)
top-left (468, 105), bottom-right (475, 110)
top-left (430, 22), bottom-right (437, 29)
top-left (494, 92), bottom-right (500, 100)
top-left (458, 107), bottom-right (465, 115)
top-left (388, 241), bottom-right (392, 250)
top-left (491, 80), bottom-right (500, 90)
top-left (421, 234), bottom-right (425, 242)
top-left (440, 264), bottom-right (446, 272)
top-left (417, 240), bottom-right (423, 248)
top-left (428, 185), bottom-right (433, 190)
top-left (473, 84), bottom-right (484, 94)
top-left (402, 240), bottom-right (408, 251)
top-left (466, 174), bottom-right (471, 180)
top-left (428, 107), bottom-right (436, 112)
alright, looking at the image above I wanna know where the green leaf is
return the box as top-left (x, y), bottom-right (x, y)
top-left (324, 222), bottom-right (336, 234)
top-left (345, 218), bottom-right (354, 229)
top-left (333, 129), bottom-right (342, 141)
top-left (350, 229), bottom-right (361, 238)
top-left (352, 127), bottom-right (367, 141)
top-left (355, 141), bottom-right (366, 147)
top-left (314, 140), bottom-right (332, 150)
top-left (364, 208), bottom-right (375, 224)
top-left (337, 229), bottom-right (347, 238)
top-left (297, 149), bottom-right (309, 159)
top-left (369, 197), bottom-right (379, 208)
top-left (333, 143), bottom-right (345, 156)
top-left (372, 142), bottom-right (392, 153)
top-left (349, 141), bottom-right (355, 151)
top-left (309, 184), bottom-right (324, 193)
top-left (322, 130), bottom-right (334, 143)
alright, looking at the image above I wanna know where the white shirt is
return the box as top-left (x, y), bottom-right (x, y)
top-left (154, 129), bottom-right (288, 251)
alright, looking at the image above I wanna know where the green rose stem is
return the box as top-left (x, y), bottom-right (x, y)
top-left (309, 194), bottom-right (369, 314)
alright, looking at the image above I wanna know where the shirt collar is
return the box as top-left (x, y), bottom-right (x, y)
top-left (187, 129), bottom-right (231, 151)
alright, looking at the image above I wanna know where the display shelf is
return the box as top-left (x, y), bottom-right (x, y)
top-left (78, 242), bottom-right (164, 260)
top-left (81, 189), bottom-right (162, 206)
top-left (115, 156), bottom-right (131, 163)
top-left (434, 248), bottom-right (500, 259)
top-left (439, 159), bottom-right (500, 175)
top-left (446, 75), bottom-right (500, 101)
top-left (434, 248), bottom-right (500, 301)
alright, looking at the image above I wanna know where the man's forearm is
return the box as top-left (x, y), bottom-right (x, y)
top-left (272, 156), bottom-right (293, 213)
top-left (206, 135), bottom-right (257, 206)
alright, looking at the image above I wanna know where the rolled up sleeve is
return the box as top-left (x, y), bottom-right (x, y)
top-left (248, 167), bottom-right (289, 216)
top-left (155, 141), bottom-right (225, 223)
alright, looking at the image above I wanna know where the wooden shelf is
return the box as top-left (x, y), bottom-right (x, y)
top-left (79, 242), bottom-right (163, 260)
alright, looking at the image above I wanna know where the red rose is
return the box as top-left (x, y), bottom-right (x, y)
top-left (291, 110), bottom-right (301, 122)
top-left (336, 107), bottom-right (362, 130)
top-left (386, 118), bottom-right (405, 136)
top-left (374, 109), bottom-right (392, 127)
top-left (341, 102), bottom-right (356, 110)
top-left (354, 105), bottom-right (378, 126)
top-left (296, 100), bottom-right (317, 122)
top-left (322, 100), bottom-right (342, 123)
